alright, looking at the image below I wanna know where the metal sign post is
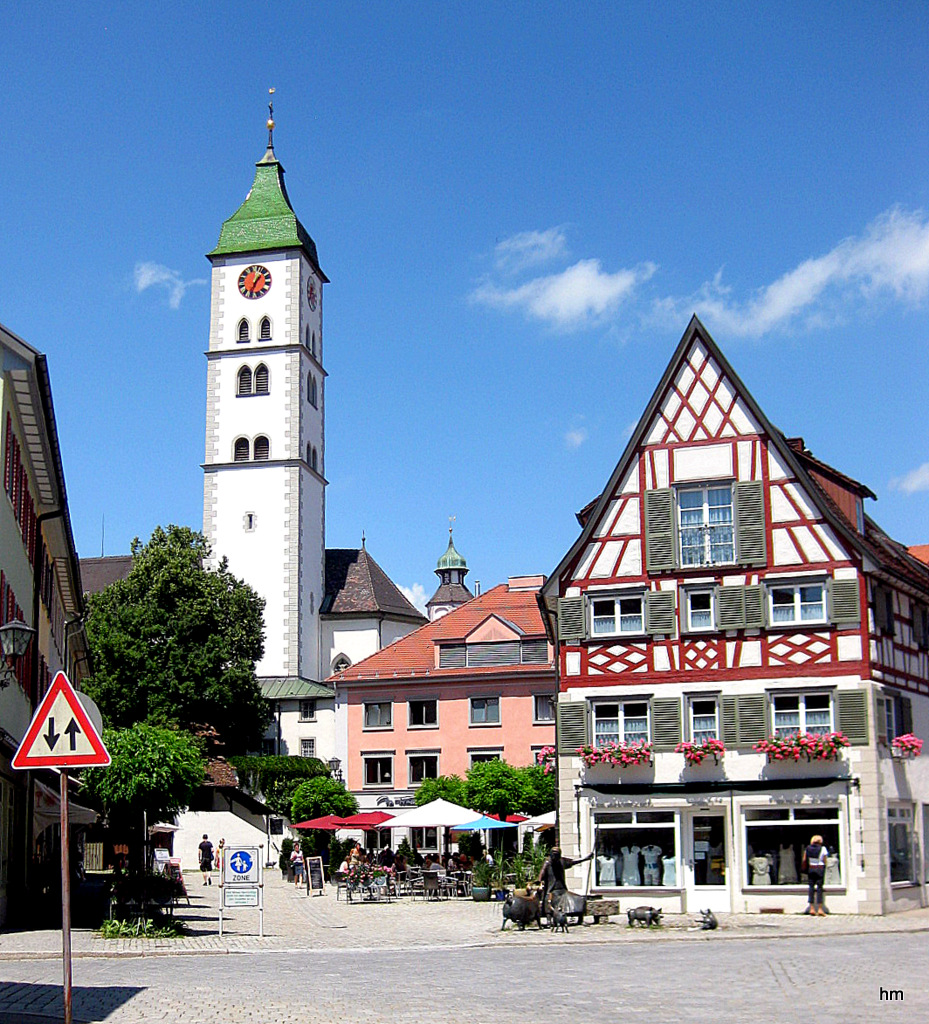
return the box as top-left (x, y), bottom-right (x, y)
top-left (12, 672), bottom-right (110, 1024)
top-left (219, 845), bottom-right (263, 937)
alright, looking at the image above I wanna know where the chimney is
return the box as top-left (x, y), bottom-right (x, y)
top-left (475, 580), bottom-right (481, 596)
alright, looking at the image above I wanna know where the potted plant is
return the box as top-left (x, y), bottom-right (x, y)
top-left (754, 731), bottom-right (850, 762)
top-left (676, 738), bottom-right (726, 766)
top-left (576, 740), bottom-right (653, 768)
top-left (471, 859), bottom-right (492, 901)
top-left (892, 733), bottom-right (923, 758)
top-left (491, 857), bottom-right (510, 900)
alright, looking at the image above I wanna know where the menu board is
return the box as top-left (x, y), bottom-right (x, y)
top-left (306, 856), bottom-right (325, 895)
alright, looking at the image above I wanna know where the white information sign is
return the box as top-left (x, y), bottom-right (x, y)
top-left (223, 886), bottom-right (260, 908)
top-left (218, 844), bottom-right (264, 938)
top-left (224, 846), bottom-right (260, 885)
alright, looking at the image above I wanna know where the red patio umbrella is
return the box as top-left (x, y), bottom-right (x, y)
top-left (338, 811), bottom-right (395, 829)
top-left (291, 814), bottom-right (346, 830)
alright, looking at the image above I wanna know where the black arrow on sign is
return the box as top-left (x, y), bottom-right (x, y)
top-left (44, 717), bottom-right (60, 750)
top-left (65, 719), bottom-right (81, 751)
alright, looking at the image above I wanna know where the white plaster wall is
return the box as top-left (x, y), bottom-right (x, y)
top-left (276, 699), bottom-right (336, 761)
top-left (322, 620), bottom-right (381, 674)
top-left (175, 810), bottom-right (271, 873)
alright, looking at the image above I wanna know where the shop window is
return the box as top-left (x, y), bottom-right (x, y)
top-left (593, 701), bottom-right (649, 746)
top-left (678, 484), bottom-right (734, 567)
top-left (590, 594), bottom-right (644, 636)
top-left (743, 806), bottom-right (841, 887)
top-left (685, 590), bottom-right (714, 631)
top-left (533, 694), bottom-right (555, 723)
top-left (364, 702), bottom-right (392, 729)
top-left (410, 827), bottom-right (438, 853)
top-left (888, 806), bottom-right (915, 883)
top-left (299, 700), bottom-right (317, 722)
top-left (408, 699), bottom-right (437, 728)
top-left (470, 696), bottom-right (500, 725)
top-left (772, 692), bottom-right (832, 736)
top-left (408, 754), bottom-right (438, 786)
top-left (594, 810), bottom-right (678, 888)
top-left (689, 697), bottom-right (719, 743)
top-left (363, 755), bottom-right (392, 787)
top-left (769, 582), bottom-right (826, 625)
top-left (300, 738), bottom-right (316, 758)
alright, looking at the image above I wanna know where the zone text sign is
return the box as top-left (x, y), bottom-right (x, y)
top-left (12, 672), bottom-right (110, 769)
top-left (223, 886), bottom-right (260, 908)
top-left (224, 847), bottom-right (260, 885)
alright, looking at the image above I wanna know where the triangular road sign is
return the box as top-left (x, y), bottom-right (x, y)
top-left (12, 672), bottom-right (110, 769)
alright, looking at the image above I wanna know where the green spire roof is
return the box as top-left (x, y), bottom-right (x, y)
top-left (209, 148), bottom-right (327, 278)
top-left (437, 532), bottom-right (468, 571)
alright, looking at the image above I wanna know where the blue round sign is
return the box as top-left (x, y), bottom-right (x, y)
top-left (229, 850), bottom-right (253, 875)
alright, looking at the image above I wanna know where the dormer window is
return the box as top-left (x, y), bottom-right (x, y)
top-left (679, 485), bottom-right (734, 567)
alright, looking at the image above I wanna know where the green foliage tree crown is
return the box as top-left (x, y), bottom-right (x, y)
top-left (413, 774), bottom-right (466, 807)
top-left (290, 776), bottom-right (358, 823)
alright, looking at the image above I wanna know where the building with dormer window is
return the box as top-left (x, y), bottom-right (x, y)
top-left (539, 317), bottom-right (929, 916)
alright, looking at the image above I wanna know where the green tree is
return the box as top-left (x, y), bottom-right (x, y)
top-left (84, 525), bottom-right (271, 752)
top-left (229, 755), bottom-right (329, 816)
top-left (290, 776), bottom-right (358, 823)
top-left (514, 764), bottom-right (556, 817)
top-left (413, 774), bottom-right (467, 807)
top-left (82, 724), bottom-right (205, 825)
top-left (465, 760), bottom-right (523, 821)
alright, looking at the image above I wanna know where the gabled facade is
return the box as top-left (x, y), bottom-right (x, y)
top-left (539, 317), bottom-right (929, 915)
top-left (333, 576), bottom-right (555, 849)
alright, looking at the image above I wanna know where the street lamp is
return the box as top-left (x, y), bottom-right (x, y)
top-left (0, 619), bottom-right (35, 689)
top-left (327, 756), bottom-right (343, 783)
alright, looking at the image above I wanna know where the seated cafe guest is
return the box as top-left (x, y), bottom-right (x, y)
top-left (423, 855), bottom-right (436, 872)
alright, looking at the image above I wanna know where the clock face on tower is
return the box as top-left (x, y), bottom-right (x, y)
top-left (306, 278), bottom-right (317, 311)
top-left (238, 265), bottom-right (272, 299)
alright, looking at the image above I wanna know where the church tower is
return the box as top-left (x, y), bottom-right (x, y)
top-left (426, 528), bottom-right (473, 621)
top-left (203, 103), bottom-right (328, 683)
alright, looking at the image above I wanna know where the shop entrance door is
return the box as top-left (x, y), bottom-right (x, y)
top-left (685, 812), bottom-right (729, 913)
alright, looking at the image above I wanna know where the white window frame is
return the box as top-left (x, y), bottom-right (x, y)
top-left (677, 483), bottom-right (735, 568)
top-left (408, 752), bottom-right (439, 786)
top-left (300, 738), bottom-right (316, 758)
top-left (768, 581), bottom-right (827, 627)
top-left (470, 696), bottom-right (500, 726)
top-left (593, 700), bottom-right (650, 746)
top-left (410, 827), bottom-right (438, 852)
top-left (771, 691), bottom-right (833, 736)
top-left (888, 804), bottom-right (916, 884)
top-left (688, 696), bottom-right (719, 743)
top-left (408, 698), bottom-right (438, 729)
top-left (469, 748), bottom-right (503, 767)
top-left (589, 592), bottom-right (645, 637)
top-left (683, 589), bottom-right (715, 632)
top-left (363, 701), bottom-right (392, 730)
top-left (298, 700), bottom-right (317, 722)
top-left (362, 754), bottom-right (393, 788)
top-left (533, 694), bottom-right (555, 723)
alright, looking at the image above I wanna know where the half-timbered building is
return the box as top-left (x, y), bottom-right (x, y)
top-left (539, 316), bottom-right (929, 915)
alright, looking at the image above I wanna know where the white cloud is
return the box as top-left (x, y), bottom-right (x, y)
top-left (399, 583), bottom-right (429, 614)
top-left (134, 261), bottom-right (207, 309)
top-left (473, 258), bottom-right (657, 330)
top-left (654, 207), bottom-right (929, 337)
top-left (493, 227), bottom-right (568, 274)
top-left (565, 427), bottom-right (588, 449)
top-left (890, 463), bottom-right (929, 495)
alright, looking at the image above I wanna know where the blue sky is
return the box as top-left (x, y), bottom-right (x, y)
top-left (2, 2), bottom-right (928, 610)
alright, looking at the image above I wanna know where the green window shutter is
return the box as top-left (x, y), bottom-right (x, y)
top-left (556, 701), bottom-right (590, 755)
top-left (644, 489), bottom-right (675, 572)
top-left (743, 585), bottom-right (765, 629)
top-left (874, 586), bottom-right (895, 636)
top-left (829, 578), bottom-right (861, 626)
top-left (875, 696), bottom-right (887, 745)
top-left (736, 694), bottom-right (768, 744)
top-left (645, 590), bottom-right (676, 635)
top-left (651, 697), bottom-right (682, 751)
top-left (900, 696), bottom-right (913, 736)
top-left (557, 597), bottom-right (585, 641)
top-left (721, 696), bottom-right (739, 746)
top-left (716, 585), bottom-right (746, 630)
top-left (734, 481), bottom-right (767, 566)
top-left (837, 690), bottom-right (869, 745)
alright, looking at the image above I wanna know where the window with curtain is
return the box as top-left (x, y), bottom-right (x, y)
top-left (678, 485), bottom-right (734, 566)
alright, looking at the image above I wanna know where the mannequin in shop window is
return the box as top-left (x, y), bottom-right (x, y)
top-left (621, 845), bottom-right (641, 886)
top-left (662, 854), bottom-right (677, 886)
top-left (642, 844), bottom-right (662, 885)
top-left (749, 855), bottom-right (771, 885)
top-left (778, 843), bottom-right (798, 884)
top-left (824, 853), bottom-right (840, 886)
top-left (597, 853), bottom-right (616, 885)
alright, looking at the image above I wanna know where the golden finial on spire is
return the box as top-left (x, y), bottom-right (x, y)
top-left (267, 87), bottom-right (276, 150)
top-left (448, 515), bottom-right (456, 537)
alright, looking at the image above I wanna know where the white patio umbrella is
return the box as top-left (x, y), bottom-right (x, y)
top-left (375, 797), bottom-right (480, 830)
top-left (522, 810), bottom-right (556, 831)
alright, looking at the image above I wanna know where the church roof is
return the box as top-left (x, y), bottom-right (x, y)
top-left (322, 547), bottom-right (426, 622)
top-left (426, 581), bottom-right (473, 608)
top-left (209, 148), bottom-right (327, 280)
top-left (260, 677), bottom-right (334, 700)
top-left (79, 555), bottom-right (134, 595)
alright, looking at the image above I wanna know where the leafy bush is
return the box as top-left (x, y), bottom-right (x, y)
top-left (230, 755), bottom-right (329, 816)
top-left (100, 916), bottom-right (186, 938)
top-left (279, 837), bottom-right (294, 873)
top-left (291, 777), bottom-right (358, 823)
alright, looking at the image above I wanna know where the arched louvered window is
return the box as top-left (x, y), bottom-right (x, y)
top-left (237, 366), bottom-right (253, 396)
top-left (310, 447), bottom-right (318, 472)
top-left (311, 331), bottom-right (317, 357)
top-left (254, 436), bottom-right (270, 461)
top-left (306, 443), bottom-right (312, 465)
top-left (259, 317), bottom-right (271, 340)
top-left (254, 364), bottom-right (269, 394)
top-left (309, 375), bottom-right (318, 408)
top-left (237, 319), bottom-right (250, 343)
top-left (234, 438), bottom-right (250, 462)
top-left (305, 326), bottom-right (310, 349)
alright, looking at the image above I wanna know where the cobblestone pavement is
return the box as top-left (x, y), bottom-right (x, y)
top-left (0, 932), bottom-right (924, 1023)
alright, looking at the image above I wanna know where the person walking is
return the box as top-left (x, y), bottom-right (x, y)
top-left (803, 834), bottom-right (828, 915)
top-left (291, 843), bottom-right (305, 886)
top-left (198, 834), bottom-right (215, 885)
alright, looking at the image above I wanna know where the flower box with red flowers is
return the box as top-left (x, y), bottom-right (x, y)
top-left (535, 745), bottom-right (557, 775)
top-left (891, 733), bottom-right (923, 759)
top-left (675, 737), bottom-right (726, 766)
top-left (576, 741), bottom-right (653, 769)
top-left (754, 731), bottom-right (850, 762)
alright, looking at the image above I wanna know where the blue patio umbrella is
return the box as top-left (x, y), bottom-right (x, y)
top-left (453, 815), bottom-right (518, 830)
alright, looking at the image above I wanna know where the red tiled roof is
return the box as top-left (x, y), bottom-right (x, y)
top-left (908, 545), bottom-right (929, 566)
top-left (331, 583), bottom-right (550, 682)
